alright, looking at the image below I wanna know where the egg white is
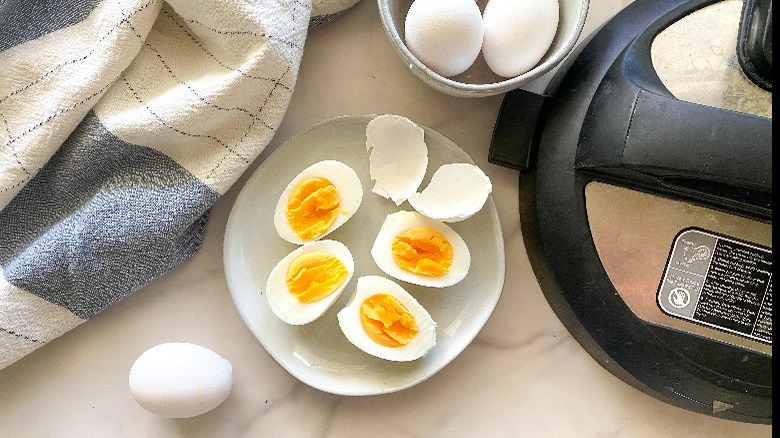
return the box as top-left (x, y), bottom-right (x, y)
top-left (337, 275), bottom-right (436, 361)
top-left (266, 240), bottom-right (355, 325)
top-left (371, 211), bottom-right (470, 288)
top-left (273, 160), bottom-right (363, 245)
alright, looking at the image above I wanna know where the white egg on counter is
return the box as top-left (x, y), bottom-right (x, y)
top-left (337, 275), bottom-right (436, 361)
top-left (482, 0), bottom-right (560, 78)
top-left (408, 163), bottom-right (492, 222)
top-left (273, 160), bottom-right (363, 245)
top-left (266, 239), bottom-right (355, 325)
top-left (404, 0), bottom-right (484, 77)
top-left (366, 115), bottom-right (428, 205)
top-left (371, 211), bottom-right (470, 288)
top-left (128, 343), bottom-right (233, 418)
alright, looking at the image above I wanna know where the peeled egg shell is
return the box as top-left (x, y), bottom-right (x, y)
top-left (337, 275), bottom-right (436, 361)
top-left (404, 0), bottom-right (484, 77)
top-left (371, 210), bottom-right (470, 288)
top-left (273, 160), bottom-right (363, 245)
top-left (482, 0), bottom-right (560, 78)
top-left (129, 343), bottom-right (233, 418)
top-left (366, 115), bottom-right (428, 205)
top-left (408, 163), bottom-right (492, 223)
top-left (266, 239), bottom-right (354, 325)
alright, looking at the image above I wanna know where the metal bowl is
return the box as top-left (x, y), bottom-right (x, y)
top-left (378, 0), bottom-right (590, 97)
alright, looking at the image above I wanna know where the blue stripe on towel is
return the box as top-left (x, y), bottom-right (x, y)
top-left (0, 0), bottom-right (103, 52)
top-left (0, 111), bottom-right (219, 319)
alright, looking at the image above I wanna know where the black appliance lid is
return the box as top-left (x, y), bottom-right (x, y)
top-left (489, 0), bottom-right (772, 424)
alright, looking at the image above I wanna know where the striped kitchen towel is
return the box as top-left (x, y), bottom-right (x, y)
top-left (0, 0), bottom-right (361, 370)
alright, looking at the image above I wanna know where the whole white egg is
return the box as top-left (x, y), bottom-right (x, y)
top-left (128, 343), bottom-right (233, 418)
top-left (337, 275), bottom-right (436, 361)
top-left (371, 211), bottom-right (470, 288)
top-left (266, 239), bottom-right (355, 325)
top-left (482, 0), bottom-right (560, 78)
top-left (274, 160), bottom-right (363, 245)
top-left (404, 0), bottom-right (484, 77)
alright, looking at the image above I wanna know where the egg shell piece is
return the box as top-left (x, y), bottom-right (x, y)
top-left (266, 240), bottom-right (355, 325)
top-left (273, 160), bottom-right (363, 245)
top-left (371, 211), bottom-right (471, 288)
top-left (337, 275), bottom-right (437, 362)
top-left (482, 0), bottom-right (560, 78)
top-left (404, 0), bottom-right (485, 77)
top-left (366, 115), bottom-right (428, 206)
top-left (408, 163), bottom-right (492, 223)
top-left (128, 343), bottom-right (233, 419)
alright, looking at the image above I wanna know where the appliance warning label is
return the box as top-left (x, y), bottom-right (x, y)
top-left (658, 229), bottom-right (772, 344)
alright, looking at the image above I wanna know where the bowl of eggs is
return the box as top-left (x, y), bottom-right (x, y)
top-left (378, 0), bottom-right (590, 97)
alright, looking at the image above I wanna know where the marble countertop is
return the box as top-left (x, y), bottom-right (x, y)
top-left (0, 1), bottom-right (772, 436)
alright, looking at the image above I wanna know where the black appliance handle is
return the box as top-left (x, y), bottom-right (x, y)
top-left (488, 89), bottom-right (547, 171)
top-left (619, 89), bottom-right (771, 200)
top-left (574, 4), bottom-right (773, 221)
top-left (737, 0), bottom-right (772, 90)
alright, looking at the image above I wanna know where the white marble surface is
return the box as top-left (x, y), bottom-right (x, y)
top-left (0, 1), bottom-right (772, 436)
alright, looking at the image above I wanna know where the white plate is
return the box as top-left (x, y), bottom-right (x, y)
top-left (224, 114), bottom-right (505, 395)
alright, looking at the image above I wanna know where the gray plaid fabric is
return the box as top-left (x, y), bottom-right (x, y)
top-left (0, 0), bottom-right (361, 370)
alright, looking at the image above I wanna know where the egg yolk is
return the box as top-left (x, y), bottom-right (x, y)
top-left (287, 177), bottom-right (340, 240)
top-left (360, 294), bottom-right (418, 347)
top-left (391, 227), bottom-right (453, 276)
top-left (285, 252), bottom-right (348, 303)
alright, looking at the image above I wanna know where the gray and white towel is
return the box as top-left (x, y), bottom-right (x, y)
top-left (0, 0), bottom-right (361, 370)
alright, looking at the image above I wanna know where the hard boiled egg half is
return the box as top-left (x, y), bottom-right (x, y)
top-left (338, 275), bottom-right (436, 361)
top-left (266, 240), bottom-right (355, 325)
top-left (371, 211), bottom-right (470, 288)
top-left (274, 160), bottom-right (363, 245)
